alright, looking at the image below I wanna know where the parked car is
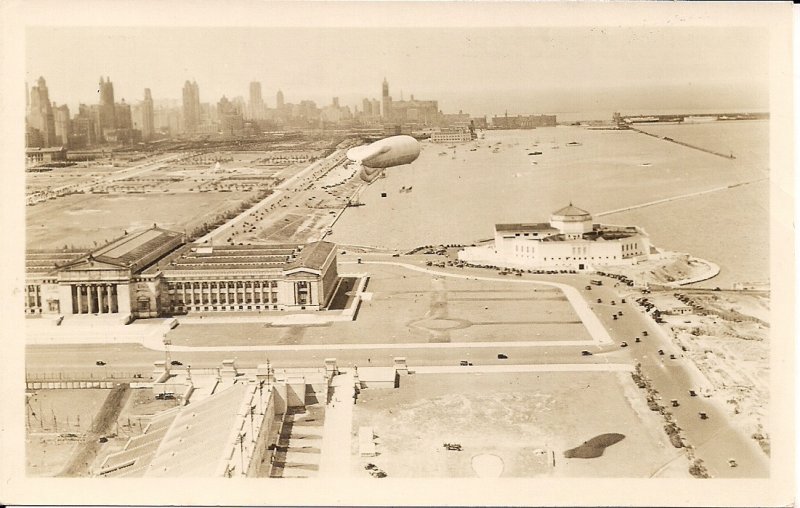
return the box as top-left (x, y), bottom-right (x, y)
top-left (585, 285), bottom-right (592, 290)
top-left (95, 360), bottom-right (106, 366)
top-left (581, 350), bottom-right (593, 356)
top-left (459, 360), bottom-right (473, 366)
top-left (497, 353), bottom-right (508, 360)
top-left (170, 360), bottom-right (183, 366)
top-left (635, 337), bottom-right (641, 343)
top-left (620, 341), bottom-right (628, 348)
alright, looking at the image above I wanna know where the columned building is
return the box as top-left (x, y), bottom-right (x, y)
top-left (26, 227), bottom-right (339, 319)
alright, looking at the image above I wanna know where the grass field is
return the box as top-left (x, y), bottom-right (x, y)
top-left (168, 263), bottom-right (591, 346)
top-left (350, 371), bottom-right (686, 478)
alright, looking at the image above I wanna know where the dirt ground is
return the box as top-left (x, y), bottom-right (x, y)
top-left (92, 388), bottom-right (181, 472)
top-left (351, 371), bottom-right (685, 478)
top-left (26, 191), bottom-right (256, 249)
top-left (25, 389), bottom-right (110, 476)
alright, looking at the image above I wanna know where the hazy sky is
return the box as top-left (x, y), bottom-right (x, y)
top-left (27, 26), bottom-right (769, 117)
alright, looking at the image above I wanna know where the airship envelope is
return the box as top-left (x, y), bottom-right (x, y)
top-left (346, 135), bottom-right (421, 183)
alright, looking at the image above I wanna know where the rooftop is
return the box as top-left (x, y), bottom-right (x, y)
top-left (552, 203), bottom-right (591, 217)
top-left (159, 241), bottom-right (335, 274)
top-left (495, 223), bottom-right (559, 233)
top-left (286, 241), bottom-right (336, 272)
top-left (145, 382), bottom-right (249, 477)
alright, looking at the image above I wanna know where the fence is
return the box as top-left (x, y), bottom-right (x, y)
top-left (26, 371), bottom-right (151, 384)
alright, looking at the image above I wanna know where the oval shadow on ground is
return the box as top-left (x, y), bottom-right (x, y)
top-left (563, 433), bottom-right (626, 459)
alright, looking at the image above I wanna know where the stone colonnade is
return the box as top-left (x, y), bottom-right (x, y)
top-left (71, 284), bottom-right (119, 314)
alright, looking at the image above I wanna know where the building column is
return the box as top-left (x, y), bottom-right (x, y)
top-left (71, 285), bottom-right (78, 314)
top-left (97, 285), bottom-right (106, 313)
top-left (76, 285), bottom-right (83, 314)
top-left (216, 281), bottom-right (221, 306)
top-left (110, 285), bottom-right (118, 313)
top-left (105, 284), bottom-right (112, 313)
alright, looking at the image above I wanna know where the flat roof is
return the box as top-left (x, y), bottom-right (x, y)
top-left (495, 223), bottom-right (558, 233)
top-left (160, 241), bottom-right (335, 275)
top-left (26, 250), bottom-right (85, 275)
top-left (92, 227), bottom-right (183, 267)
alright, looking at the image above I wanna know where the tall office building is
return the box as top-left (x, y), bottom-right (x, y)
top-left (362, 98), bottom-right (372, 117)
top-left (381, 77), bottom-right (391, 119)
top-left (27, 77), bottom-right (57, 147)
top-left (276, 89), bottom-right (285, 110)
top-left (54, 104), bottom-right (71, 146)
top-left (249, 81), bottom-right (265, 120)
top-left (98, 76), bottom-right (117, 132)
top-left (182, 80), bottom-right (201, 133)
top-left (115, 99), bottom-right (132, 129)
top-left (141, 88), bottom-right (155, 141)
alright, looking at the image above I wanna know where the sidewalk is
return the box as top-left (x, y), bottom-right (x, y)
top-left (318, 371), bottom-right (355, 477)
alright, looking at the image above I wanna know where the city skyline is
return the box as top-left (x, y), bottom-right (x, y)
top-left (27, 26), bottom-right (769, 118)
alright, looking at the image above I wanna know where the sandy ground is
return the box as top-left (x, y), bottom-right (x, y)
top-left (26, 389), bottom-right (111, 476)
top-left (350, 371), bottom-right (686, 478)
top-left (168, 263), bottom-right (591, 346)
top-left (641, 290), bottom-right (770, 454)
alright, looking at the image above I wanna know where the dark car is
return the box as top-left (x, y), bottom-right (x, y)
top-left (581, 350), bottom-right (593, 356)
top-left (620, 341), bottom-right (628, 348)
top-left (497, 353), bottom-right (508, 360)
top-left (170, 360), bottom-right (183, 366)
top-left (585, 285), bottom-right (592, 290)
top-left (95, 360), bottom-right (106, 366)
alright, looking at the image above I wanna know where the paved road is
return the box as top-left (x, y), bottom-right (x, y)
top-left (25, 261), bottom-right (768, 478)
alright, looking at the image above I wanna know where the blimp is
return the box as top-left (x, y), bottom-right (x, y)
top-left (346, 135), bottom-right (421, 183)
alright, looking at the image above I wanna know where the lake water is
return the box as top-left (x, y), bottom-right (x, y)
top-left (329, 121), bottom-right (769, 287)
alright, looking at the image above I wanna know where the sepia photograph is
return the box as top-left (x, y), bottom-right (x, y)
top-left (0, 1), bottom-right (795, 506)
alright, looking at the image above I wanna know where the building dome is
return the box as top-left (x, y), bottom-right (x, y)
top-left (551, 203), bottom-right (591, 220)
top-left (550, 203), bottom-right (593, 236)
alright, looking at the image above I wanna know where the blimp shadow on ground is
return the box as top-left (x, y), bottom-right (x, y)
top-left (346, 135), bottom-right (421, 183)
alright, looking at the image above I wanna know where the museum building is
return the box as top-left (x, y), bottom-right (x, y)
top-left (458, 204), bottom-right (653, 270)
top-left (25, 226), bottom-right (339, 319)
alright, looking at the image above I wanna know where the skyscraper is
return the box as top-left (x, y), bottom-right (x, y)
top-left (276, 89), bottom-right (285, 110)
top-left (141, 88), bottom-right (155, 141)
top-left (27, 77), bottom-right (57, 147)
top-left (182, 80), bottom-right (201, 133)
top-left (381, 77), bottom-right (392, 119)
top-left (54, 104), bottom-right (71, 146)
top-left (98, 76), bottom-right (116, 132)
top-left (362, 98), bottom-right (372, 117)
top-left (249, 81), bottom-right (265, 120)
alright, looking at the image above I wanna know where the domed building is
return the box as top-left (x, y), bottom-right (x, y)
top-left (459, 204), bottom-right (653, 271)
